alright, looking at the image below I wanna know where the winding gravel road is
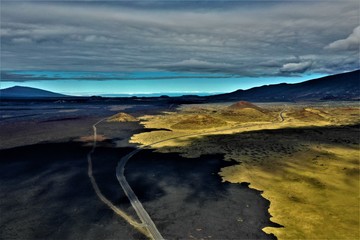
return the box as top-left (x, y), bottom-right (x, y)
top-left (89, 108), bottom-right (286, 240)
top-left (116, 149), bottom-right (164, 240)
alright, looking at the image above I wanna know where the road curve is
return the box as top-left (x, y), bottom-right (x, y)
top-left (116, 149), bottom-right (164, 240)
top-left (115, 108), bottom-right (287, 239)
top-left (90, 108), bottom-right (287, 239)
top-left (114, 123), bottom-right (266, 239)
top-left (279, 105), bottom-right (287, 122)
top-left (87, 119), bottom-right (150, 238)
top-left (279, 110), bottom-right (284, 122)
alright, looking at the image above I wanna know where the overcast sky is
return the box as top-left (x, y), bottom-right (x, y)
top-left (0, 0), bottom-right (359, 94)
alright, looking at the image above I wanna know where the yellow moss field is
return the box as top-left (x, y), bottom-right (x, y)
top-left (220, 145), bottom-right (359, 239)
top-left (130, 103), bottom-right (360, 239)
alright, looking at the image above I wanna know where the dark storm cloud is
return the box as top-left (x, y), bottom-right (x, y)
top-left (0, 0), bottom-right (359, 78)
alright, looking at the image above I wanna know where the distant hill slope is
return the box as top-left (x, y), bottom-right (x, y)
top-left (228, 101), bottom-right (266, 112)
top-left (208, 70), bottom-right (360, 102)
top-left (107, 112), bottom-right (138, 122)
top-left (0, 86), bottom-right (68, 98)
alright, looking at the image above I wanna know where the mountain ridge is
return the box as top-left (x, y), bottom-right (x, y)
top-left (208, 70), bottom-right (359, 101)
top-left (1, 70), bottom-right (359, 101)
top-left (0, 86), bottom-right (68, 98)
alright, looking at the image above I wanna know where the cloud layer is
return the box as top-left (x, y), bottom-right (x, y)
top-left (325, 26), bottom-right (360, 51)
top-left (280, 61), bottom-right (313, 73)
top-left (1, 0), bottom-right (359, 78)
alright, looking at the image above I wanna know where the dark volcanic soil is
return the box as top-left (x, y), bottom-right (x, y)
top-left (0, 142), bottom-right (143, 240)
top-left (0, 142), bottom-right (278, 240)
top-left (126, 150), bottom-right (279, 239)
top-left (0, 102), bottom-right (165, 240)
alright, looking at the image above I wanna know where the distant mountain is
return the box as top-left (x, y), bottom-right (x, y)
top-left (1, 70), bottom-right (359, 101)
top-left (0, 86), bottom-right (68, 98)
top-left (101, 92), bottom-right (223, 97)
top-left (207, 70), bottom-right (360, 102)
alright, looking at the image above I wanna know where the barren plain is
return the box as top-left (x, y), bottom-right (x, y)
top-left (0, 100), bottom-right (359, 239)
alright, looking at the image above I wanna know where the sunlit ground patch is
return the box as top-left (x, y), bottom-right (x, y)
top-left (130, 102), bottom-right (360, 239)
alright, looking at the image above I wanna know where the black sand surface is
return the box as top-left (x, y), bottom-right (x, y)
top-left (0, 142), bottom-right (144, 240)
top-left (0, 102), bottom-right (167, 239)
top-left (0, 140), bottom-right (278, 240)
top-left (125, 150), bottom-right (279, 239)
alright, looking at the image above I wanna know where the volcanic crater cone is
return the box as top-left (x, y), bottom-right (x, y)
top-left (222, 101), bottom-right (273, 122)
top-left (107, 112), bottom-right (138, 122)
top-left (228, 101), bottom-right (266, 112)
